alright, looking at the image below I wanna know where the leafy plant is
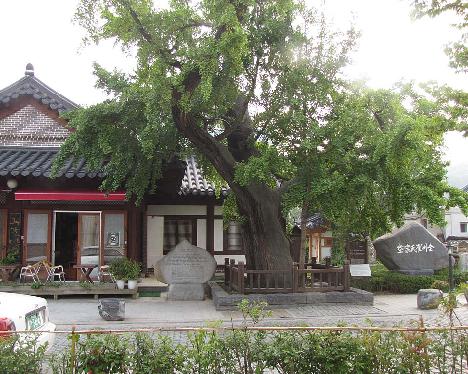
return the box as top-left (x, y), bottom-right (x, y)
top-left (109, 258), bottom-right (140, 281)
top-left (431, 280), bottom-right (449, 292)
top-left (0, 249), bottom-right (20, 265)
top-left (30, 282), bottom-right (44, 289)
top-left (0, 335), bottom-right (46, 374)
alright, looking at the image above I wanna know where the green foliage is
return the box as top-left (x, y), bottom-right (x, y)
top-left (30, 282), bottom-right (44, 289)
top-left (76, 334), bottom-right (131, 374)
top-left (0, 335), bottom-right (46, 374)
top-left (55, 0), bottom-right (468, 265)
top-left (79, 280), bottom-right (92, 289)
top-left (46, 312), bottom-right (467, 373)
top-left (431, 279), bottom-right (450, 292)
top-left (109, 258), bottom-right (141, 281)
top-left (352, 262), bottom-right (468, 293)
top-left (0, 249), bottom-right (20, 265)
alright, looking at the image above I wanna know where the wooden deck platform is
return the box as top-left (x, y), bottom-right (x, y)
top-left (0, 282), bottom-right (138, 300)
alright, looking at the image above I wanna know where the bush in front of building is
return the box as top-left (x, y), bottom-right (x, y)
top-left (351, 262), bottom-right (468, 293)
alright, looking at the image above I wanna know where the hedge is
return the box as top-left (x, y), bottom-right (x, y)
top-left (351, 262), bottom-right (468, 294)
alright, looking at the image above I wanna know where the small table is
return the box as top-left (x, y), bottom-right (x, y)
top-left (0, 265), bottom-right (19, 282)
top-left (73, 264), bottom-right (97, 283)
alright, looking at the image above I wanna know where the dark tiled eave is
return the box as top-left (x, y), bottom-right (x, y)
top-left (0, 147), bottom-right (102, 179)
top-left (0, 148), bottom-right (227, 196)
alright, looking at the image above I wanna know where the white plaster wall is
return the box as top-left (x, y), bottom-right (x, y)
top-left (214, 206), bottom-right (223, 215)
top-left (147, 205), bottom-right (207, 216)
top-left (197, 219), bottom-right (207, 249)
top-left (214, 219), bottom-right (224, 251)
top-left (146, 216), bottom-right (164, 269)
top-left (445, 207), bottom-right (468, 238)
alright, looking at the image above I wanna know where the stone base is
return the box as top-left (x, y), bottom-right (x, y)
top-left (208, 282), bottom-right (374, 310)
top-left (167, 283), bottom-right (205, 301)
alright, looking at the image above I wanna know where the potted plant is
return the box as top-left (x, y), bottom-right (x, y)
top-left (109, 258), bottom-right (141, 290)
top-left (126, 260), bottom-right (141, 290)
top-left (109, 258), bottom-right (128, 290)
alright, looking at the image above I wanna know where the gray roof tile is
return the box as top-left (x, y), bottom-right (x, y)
top-left (0, 147), bottom-right (226, 196)
top-left (0, 68), bottom-right (78, 113)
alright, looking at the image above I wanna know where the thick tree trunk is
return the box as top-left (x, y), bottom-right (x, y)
top-left (233, 184), bottom-right (292, 270)
top-left (172, 84), bottom-right (292, 270)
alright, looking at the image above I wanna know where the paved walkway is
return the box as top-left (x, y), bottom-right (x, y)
top-left (48, 293), bottom-right (467, 330)
top-left (46, 293), bottom-right (467, 353)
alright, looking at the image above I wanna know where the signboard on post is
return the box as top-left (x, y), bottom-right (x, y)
top-left (350, 264), bottom-right (371, 277)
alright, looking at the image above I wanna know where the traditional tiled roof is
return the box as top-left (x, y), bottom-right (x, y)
top-left (0, 148), bottom-right (225, 196)
top-left (179, 156), bottom-right (227, 196)
top-left (463, 184), bottom-right (468, 192)
top-left (0, 147), bottom-right (102, 179)
top-left (0, 64), bottom-right (78, 113)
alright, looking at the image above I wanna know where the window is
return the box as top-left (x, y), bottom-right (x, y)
top-left (163, 218), bottom-right (195, 252)
top-left (0, 209), bottom-right (7, 258)
top-left (461, 222), bottom-right (467, 233)
top-left (323, 237), bottom-right (333, 247)
top-left (224, 221), bottom-right (243, 252)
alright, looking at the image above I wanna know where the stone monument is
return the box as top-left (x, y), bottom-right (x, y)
top-left (154, 240), bottom-right (217, 300)
top-left (373, 222), bottom-right (449, 275)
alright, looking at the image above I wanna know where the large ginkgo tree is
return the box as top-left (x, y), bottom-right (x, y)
top-left (55, 0), bottom-right (468, 270)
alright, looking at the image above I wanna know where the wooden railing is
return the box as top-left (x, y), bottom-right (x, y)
top-left (224, 258), bottom-right (350, 294)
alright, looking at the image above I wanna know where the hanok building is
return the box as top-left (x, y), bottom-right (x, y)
top-left (0, 64), bottom-right (244, 280)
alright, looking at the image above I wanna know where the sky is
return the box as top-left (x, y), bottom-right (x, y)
top-left (0, 0), bottom-right (466, 187)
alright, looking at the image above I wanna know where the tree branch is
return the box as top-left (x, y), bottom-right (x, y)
top-left (119, 0), bottom-right (182, 69)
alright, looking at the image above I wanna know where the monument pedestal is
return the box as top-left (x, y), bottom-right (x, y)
top-left (167, 283), bottom-right (205, 301)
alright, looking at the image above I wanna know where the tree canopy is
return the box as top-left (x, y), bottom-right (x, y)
top-left (55, 0), bottom-right (468, 269)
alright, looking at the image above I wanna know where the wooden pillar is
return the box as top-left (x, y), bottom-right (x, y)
top-left (206, 203), bottom-right (214, 255)
top-left (343, 260), bottom-right (350, 291)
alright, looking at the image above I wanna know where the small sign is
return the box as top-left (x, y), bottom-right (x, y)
top-left (350, 264), bottom-right (371, 277)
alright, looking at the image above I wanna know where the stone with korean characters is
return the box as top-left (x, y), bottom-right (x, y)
top-left (373, 222), bottom-right (448, 275)
top-left (154, 240), bottom-right (217, 300)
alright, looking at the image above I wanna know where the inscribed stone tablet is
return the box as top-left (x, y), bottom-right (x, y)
top-left (373, 222), bottom-right (448, 275)
top-left (154, 240), bottom-right (217, 284)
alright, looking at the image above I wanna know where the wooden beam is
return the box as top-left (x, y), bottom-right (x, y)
top-left (206, 203), bottom-right (214, 254)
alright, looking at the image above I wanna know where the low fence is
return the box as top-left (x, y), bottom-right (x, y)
top-left (224, 259), bottom-right (350, 294)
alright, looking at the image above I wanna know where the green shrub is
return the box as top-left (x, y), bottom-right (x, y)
top-left (0, 335), bottom-right (46, 374)
top-left (109, 258), bottom-right (141, 281)
top-left (352, 262), bottom-right (468, 293)
top-left (431, 280), bottom-right (449, 291)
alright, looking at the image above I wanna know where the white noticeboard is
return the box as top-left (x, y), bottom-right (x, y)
top-left (350, 264), bottom-right (372, 277)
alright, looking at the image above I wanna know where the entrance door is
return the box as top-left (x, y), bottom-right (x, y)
top-left (23, 210), bottom-right (52, 264)
top-left (101, 211), bottom-right (127, 265)
top-left (77, 213), bottom-right (100, 274)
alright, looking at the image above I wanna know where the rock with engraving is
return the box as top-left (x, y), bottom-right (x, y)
top-left (154, 240), bottom-right (217, 300)
top-left (373, 222), bottom-right (448, 275)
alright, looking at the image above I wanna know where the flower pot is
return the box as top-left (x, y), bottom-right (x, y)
top-left (127, 280), bottom-right (137, 290)
top-left (116, 280), bottom-right (125, 290)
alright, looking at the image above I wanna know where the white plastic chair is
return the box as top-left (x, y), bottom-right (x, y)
top-left (98, 265), bottom-right (116, 283)
top-left (43, 261), bottom-right (66, 282)
top-left (19, 262), bottom-right (42, 283)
